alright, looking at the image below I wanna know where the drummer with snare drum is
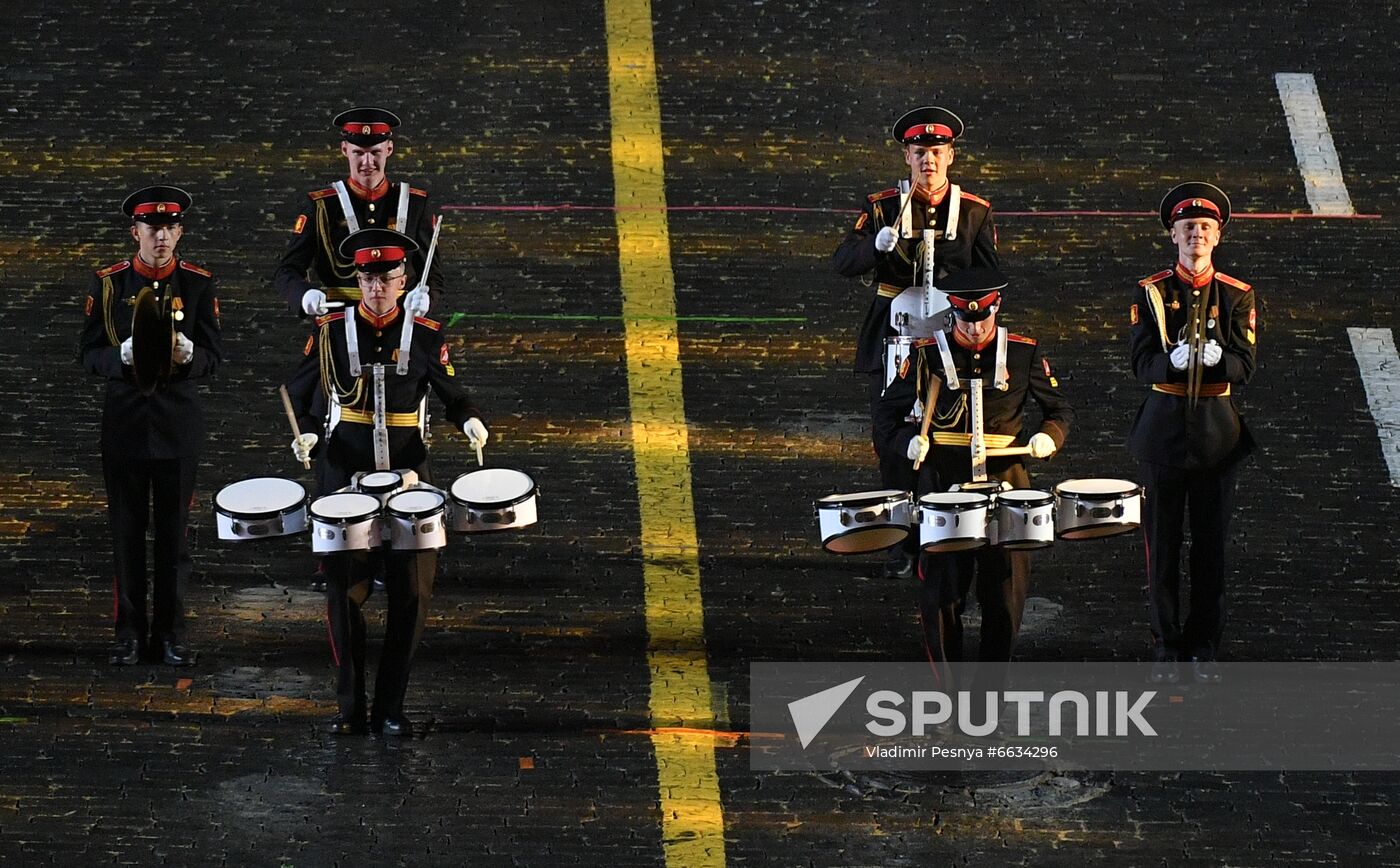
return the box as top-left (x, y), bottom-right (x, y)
top-left (874, 268), bottom-right (1071, 681)
top-left (282, 228), bottom-right (487, 737)
top-left (834, 106), bottom-right (1000, 579)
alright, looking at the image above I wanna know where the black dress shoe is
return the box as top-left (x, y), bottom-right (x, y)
top-left (161, 639), bottom-right (198, 667)
top-left (883, 548), bottom-right (914, 580)
top-left (325, 713), bottom-right (368, 735)
top-left (371, 715), bottom-right (414, 737)
top-left (109, 637), bottom-right (140, 666)
top-left (1149, 659), bottom-right (1180, 684)
top-left (1189, 657), bottom-right (1222, 684)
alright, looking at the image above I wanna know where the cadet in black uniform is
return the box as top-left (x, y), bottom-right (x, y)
top-left (273, 107), bottom-right (442, 319)
top-left (1128, 183), bottom-right (1257, 684)
top-left (875, 269), bottom-right (1071, 682)
top-left (284, 229), bottom-right (487, 736)
top-left (834, 106), bottom-right (1000, 578)
top-left (79, 185), bottom-right (224, 667)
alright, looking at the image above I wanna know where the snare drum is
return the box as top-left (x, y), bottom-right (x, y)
top-left (309, 492), bottom-right (382, 553)
top-left (1053, 478), bottom-right (1142, 540)
top-left (385, 488), bottom-right (448, 550)
top-left (449, 469), bottom-right (539, 533)
top-left (917, 491), bottom-right (991, 552)
top-left (214, 477), bottom-right (308, 540)
top-left (883, 335), bottom-right (920, 387)
top-left (355, 470), bottom-right (405, 504)
top-left (993, 489), bottom-right (1055, 550)
top-left (815, 490), bottom-right (912, 554)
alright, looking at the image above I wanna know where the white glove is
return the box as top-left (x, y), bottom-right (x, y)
top-left (404, 285), bottom-right (430, 316)
top-left (1169, 342), bottom-right (1190, 371)
top-left (290, 433), bottom-right (318, 464)
top-left (1202, 340), bottom-right (1222, 367)
top-left (172, 333), bottom-right (194, 365)
top-left (875, 226), bottom-right (899, 253)
top-left (301, 288), bottom-right (328, 316)
top-left (462, 418), bottom-right (489, 449)
top-left (905, 434), bottom-right (930, 463)
top-left (120, 337), bottom-right (133, 366)
top-left (1028, 432), bottom-right (1057, 459)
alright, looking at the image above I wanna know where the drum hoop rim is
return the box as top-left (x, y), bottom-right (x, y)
top-left (386, 490), bottom-right (447, 519)
top-left (450, 483), bottom-right (537, 510)
top-left (1053, 481), bottom-right (1141, 498)
top-left (918, 493), bottom-right (988, 508)
top-left (819, 524), bottom-right (910, 553)
top-left (309, 492), bottom-right (381, 522)
top-left (817, 491), bottom-right (910, 508)
top-left (998, 492), bottom-right (1055, 507)
top-left (214, 477), bottom-right (308, 520)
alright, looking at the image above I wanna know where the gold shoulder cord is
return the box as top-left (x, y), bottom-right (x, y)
top-left (1144, 281), bottom-right (1170, 352)
top-left (314, 199), bottom-right (359, 284)
top-left (101, 275), bottom-right (119, 346)
top-left (318, 322), bottom-right (364, 406)
top-left (916, 353), bottom-right (966, 430)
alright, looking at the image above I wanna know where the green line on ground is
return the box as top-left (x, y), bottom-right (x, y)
top-left (0, 717), bottom-right (27, 725)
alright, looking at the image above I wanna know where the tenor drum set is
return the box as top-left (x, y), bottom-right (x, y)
top-left (213, 467), bottom-right (540, 550)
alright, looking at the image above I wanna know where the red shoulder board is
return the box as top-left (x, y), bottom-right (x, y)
top-left (413, 315), bottom-right (441, 331)
top-left (1138, 269), bottom-right (1173, 287)
top-left (315, 311), bottom-right (346, 326)
top-left (179, 261), bottom-right (212, 277)
top-left (409, 187), bottom-right (428, 197)
top-left (960, 191), bottom-right (991, 208)
top-left (308, 187), bottom-right (337, 201)
top-left (1216, 272), bottom-right (1252, 292)
top-left (1007, 333), bottom-right (1037, 345)
top-left (96, 260), bottom-right (131, 278)
top-left (868, 188), bottom-right (899, 203)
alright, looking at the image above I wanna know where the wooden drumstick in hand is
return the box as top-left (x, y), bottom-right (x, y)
top-left (278, 384), bottom-right (311, 470)
top-left (912, 374), bottom-right (942, 471)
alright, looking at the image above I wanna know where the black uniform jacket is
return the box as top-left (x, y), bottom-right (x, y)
top-left (875, 331), bottom-right (1072, 489)
top-left (833, 183), bottom-right (999, 373)
top-left (272, 177), bottom-right (441, 313)
top-left (284, 305), bottom-right (477, 472)
top-left (79, 257), bottom-right (223, 459)
top-left (1126, 265), bottom-right (1257, 469)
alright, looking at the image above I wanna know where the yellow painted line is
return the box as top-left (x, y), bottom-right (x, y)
top-left (604, 0), bottom-right (725, 865)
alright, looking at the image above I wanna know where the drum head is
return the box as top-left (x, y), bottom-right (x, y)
top-left (359, 471), bottom-right (403, 491)
top-left (216, 477), bottom-right (306, 515)
top-left (1055, 478), bottom-right (1139, 498)
top-left (918, 491), bottom-right (987, 507)
top-left (311, 492), bottom-right (380, 520)
top-left (387, 489), bottom-right (445, 516)
top-left (999, 489), bottom-right (1054, 507)
top-left (818, 489), bottom-right (906, 507)
top-left (451, 469), bottom-right (535, 508)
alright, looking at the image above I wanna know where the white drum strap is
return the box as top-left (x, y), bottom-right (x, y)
top-left (993, 327), bottom-right (1009, 391)
top-left (933, 329), bottom-right (961, 391)
top-left (969, 378), bottom-right (987, 482)
top-left (418, 396), bottom-right (431, 446)
top-left (371, 363), bottom-right (391, 471)
top-left (944, 185), bottom-right (961, 241)
top-left (332, 181), bottom-right (360, 234)
top-left (344, 306), bottom-right (362, 376)
top-left (396, 311), bottom-right (414, 375)
top-left (395, 182), bottom-right (410, 232)
top-left (898, 180), bottom-right (913, 238)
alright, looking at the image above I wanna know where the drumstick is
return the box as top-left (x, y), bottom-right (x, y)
top-left (912, 373), bottom-right (942, 471)
top-left (475, 443), bottom-right (484, 467)
top-left (278, 384), bottom-right (311, 470)
top-left (985, 446), bottom-right (1033, 457)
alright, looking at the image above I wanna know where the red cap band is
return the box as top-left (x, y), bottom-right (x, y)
top-left (903, 123), bottom-right (954, 142)
top-left (946, 290), bottom-right (1001, 312)
top-left (1171, 197), bottom-right (1222, 221)
top-left (132, 201), bottom-right (182, 216)
top-left (353, 246), bottom-right (405, 265)
top-left (342, 122), bottom-right (392, 136)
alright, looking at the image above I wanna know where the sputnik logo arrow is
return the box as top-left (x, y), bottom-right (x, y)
top-left (787, 676), bottom-right (865, 748)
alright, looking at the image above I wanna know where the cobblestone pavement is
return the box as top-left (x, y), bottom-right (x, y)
top-left (1, 2), bottom-right (1398, 865)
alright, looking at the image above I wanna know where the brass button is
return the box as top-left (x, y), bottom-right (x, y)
top-left (368, 203), bottom-right (376, 212)
top-left (973, 368), bottom-right (981, 374)
top-left (973, 353), bottom-right (981, 360)
top-left (376, 330), bottom-right (383, 337)
top-left (1193, 290), bottom-right (1201, 296)
top-left (368, 218), bottom-right (376, 225)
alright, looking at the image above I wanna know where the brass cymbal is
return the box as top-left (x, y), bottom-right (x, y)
top-left (130, 287), bottom-right (174, 396)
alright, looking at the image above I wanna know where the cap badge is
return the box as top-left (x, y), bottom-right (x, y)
top-left (968, 301), bottom-right (979, 311)
top-left (362, 124), bottom-right (372, 135)
top-left (156, 203), bottom-right (167, 213)
top-left (370, 248), bottom-right (382, 259)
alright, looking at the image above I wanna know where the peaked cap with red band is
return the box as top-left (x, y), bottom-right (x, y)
top-left (333, 106), bottom-right (401, 146)
top-left (891, 105), bottom-right (965, 146)
top-left (339, 227), bottom-right (419, 273)
top-left (1159, 181), bottom-right (1231, 228)
top-left (940, 266), bottom-right (1008, 322)
top-left (122, 185), bottom-right (193, 224)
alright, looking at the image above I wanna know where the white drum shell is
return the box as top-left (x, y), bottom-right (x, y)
top-left (214, 478), bottom-right (309, 541)
top-left (992, 491), bottom-right (1055, 550)
top-left (450, 469), bottom-right (540, 533)
top-left (918, 492), bottom-right (990, 553)
top-left (385, 490), bottom-right (448, 550)
top-left (1053, 479), bottom-right (1143, 540)
top-left (815, 490), bottom-right (912, 554)
top-left (309, 493), bottom-right (382, 554)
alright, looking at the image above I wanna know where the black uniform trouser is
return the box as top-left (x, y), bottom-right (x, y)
top-left (103, 454), bottom-right (197, 643)
top-left (1139, 459), bottom-right (1241, 658)
top-left (320, 459), bottom-right (436, 720)
top-left (868, 371), bottom-right (919, 556)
